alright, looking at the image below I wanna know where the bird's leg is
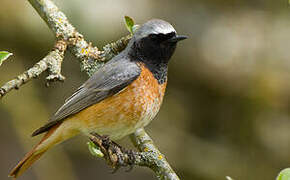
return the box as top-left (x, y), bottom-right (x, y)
top-left (89, 133), bottom-right (136, 172)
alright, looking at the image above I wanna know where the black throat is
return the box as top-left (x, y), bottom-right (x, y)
top-left (129, 46), bottom-right (168, 84)
top-left (143, 61), bottom-right (168, 84)
top-left (128, 35), bottom-right (177, 84)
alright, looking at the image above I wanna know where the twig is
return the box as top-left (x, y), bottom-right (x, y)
top-left (130, 129), bottom-right (180, 180)
top-left (1, 0), bottom-right (132, 97)
top-left (0, 40), bottom-right (66, 98)
top-left (46, 40), bottom-right (67, 85)
top-left (27, 0), bottom-right (101, 75)
top-left (90, 130), bottom-right (180, 180)
top-left (27, 0), bottom-right (132, 76)
top-left (101, 34), bottom-right (132, 60)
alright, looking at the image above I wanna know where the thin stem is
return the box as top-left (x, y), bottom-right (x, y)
top-left (0, 40), bottom-right (66, 98)
top-left (130, 129), bottom-right (180, 180)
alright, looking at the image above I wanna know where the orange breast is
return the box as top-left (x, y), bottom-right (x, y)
top-left (72, 63), bottom-right (167, 140)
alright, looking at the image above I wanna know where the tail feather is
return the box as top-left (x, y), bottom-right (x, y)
top-left (9, 123), bottom-right (61, 178)
top-left (9, 150), bottom-right (46, 179)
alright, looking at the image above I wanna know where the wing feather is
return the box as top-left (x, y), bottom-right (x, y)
top-left (32, 57), bottom-right (141, 136)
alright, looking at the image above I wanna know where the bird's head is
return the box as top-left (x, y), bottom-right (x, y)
top-left (128, 19), bottom-right (187, 64)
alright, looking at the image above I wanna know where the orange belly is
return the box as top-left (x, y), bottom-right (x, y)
top-left (69, 64), bottom-right (167, 140)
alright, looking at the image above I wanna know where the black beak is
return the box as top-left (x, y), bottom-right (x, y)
top-left (167, 35), bottom-right (188, 43)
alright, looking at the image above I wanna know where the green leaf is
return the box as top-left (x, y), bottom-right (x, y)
top-left (0, 51), bottom-right (12, 66)
top-left (124, 16), bottom-right (135, 34)
top-left (277, 168), bottom-right (290, 180)
top-left (87, 141), bottom-right (104, 158)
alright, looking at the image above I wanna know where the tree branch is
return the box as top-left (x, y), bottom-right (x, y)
top-left (0, 40), bottom-right (66, 98)
top-left (28, 0), bottom-right (102, 75)
top-left (130, 129), bottom-right (180, 180)
top-left (90, 130), bottom-right (180, 180)
top-left (27, 0), bottom-right (132, 76)
top-left (89, 130), bottom-right (180, 179)
top-left (2, 0), bottom-right (180, 179)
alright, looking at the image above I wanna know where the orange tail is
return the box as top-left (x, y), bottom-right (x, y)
top-left (9, 123), bottom-right (65, 178)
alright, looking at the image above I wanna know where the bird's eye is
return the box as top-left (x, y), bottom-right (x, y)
top-left (148, 34), bottom-right (168, 43)
top-left (148, 32), bottom-right (176, 42)
top-left (149, 34), bottom-right (159, 40)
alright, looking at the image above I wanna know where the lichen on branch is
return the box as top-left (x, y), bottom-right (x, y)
top-left (0, 40), bottom-right (67, 98)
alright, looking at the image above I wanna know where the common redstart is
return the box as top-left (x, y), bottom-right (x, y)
top-left (9, 19), bottom-right (187, 178)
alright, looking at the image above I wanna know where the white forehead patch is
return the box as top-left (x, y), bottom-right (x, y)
top-left (150, 21), bottom-right (176, 34)
top-left (135, 19), bottom-right (176, 39)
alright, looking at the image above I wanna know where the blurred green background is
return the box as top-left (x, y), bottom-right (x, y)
top-left (0, 0), bottom-right (289, 179)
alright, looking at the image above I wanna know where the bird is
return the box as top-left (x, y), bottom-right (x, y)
top-left (9, 19), bottom-right (187, 178)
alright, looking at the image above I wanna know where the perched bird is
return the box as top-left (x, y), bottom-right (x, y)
top-left (9, 19), bottom-right (187, 178)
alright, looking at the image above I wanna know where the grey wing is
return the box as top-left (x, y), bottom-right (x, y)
top-left (32, 58), bottom-right (141, 136)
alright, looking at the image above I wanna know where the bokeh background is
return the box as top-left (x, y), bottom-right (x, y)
top-left (0, 0), bottom-right (289, 179)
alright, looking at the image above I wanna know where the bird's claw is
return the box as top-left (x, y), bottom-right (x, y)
top-left (89, 133), bottom-right (136, 173)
